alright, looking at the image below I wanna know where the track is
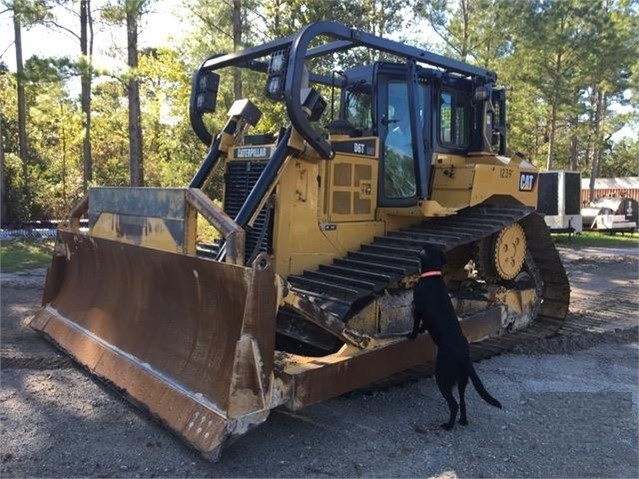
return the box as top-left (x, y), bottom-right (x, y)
top-left (285, 202), bottom-right (570, 335)
top-left (274, 202), bottom-right (580, 385)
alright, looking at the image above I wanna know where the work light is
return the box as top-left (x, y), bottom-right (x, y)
top-left (265, 50), bottom-right (289, 101)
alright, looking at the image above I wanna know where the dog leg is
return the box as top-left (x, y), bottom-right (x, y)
top-left (458, 371), bottom-right (469, 426)
top-left (436, 374), bottom-right (458, 431)
top-left (408, 313), bottom-right (421, 339)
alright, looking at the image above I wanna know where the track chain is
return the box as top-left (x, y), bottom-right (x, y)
top-left (287, 203), bottom-right (570, 325)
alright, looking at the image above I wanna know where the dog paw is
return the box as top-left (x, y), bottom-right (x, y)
top-left (458, 418), bottom-right (468, 426)
top-left (440, 423), bottom-right (454, 431)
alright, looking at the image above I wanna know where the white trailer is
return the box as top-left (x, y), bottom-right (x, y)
top-left (582, 197), bottom-right (638, 233)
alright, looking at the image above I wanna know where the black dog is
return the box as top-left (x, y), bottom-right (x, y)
top-left (410, 245), bottom-right (502, 430)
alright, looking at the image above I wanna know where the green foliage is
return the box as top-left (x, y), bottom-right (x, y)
top-left (90, 80), bottom-right (131, 186)
top-left (263, 0), bottom-right (406, 37)
top-left (599, 138), bottom-right (639, 177)
top-left (5, 0), bottom-right (52, 26)
top-left (23, 56), bottom-right (78, 82)
top-left (136, 47), bottom-right (201, 187)
top-left (415, 0), bottom-right (512, 67)
top-left (3, 153), bottom-right (31, 220)
top-left (101, 0), bottom-right (154, 24)
top-left (27, 85), bottom-right (84, 217)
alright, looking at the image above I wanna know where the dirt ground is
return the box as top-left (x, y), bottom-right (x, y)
top-left (1, 245), bottom-right (638, 478)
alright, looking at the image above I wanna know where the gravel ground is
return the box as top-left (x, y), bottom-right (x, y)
top-left (1, 249), bottom-right (638, 478)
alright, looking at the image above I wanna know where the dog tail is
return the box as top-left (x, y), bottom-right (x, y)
top-left (468, 364), bottom-right (502, 409)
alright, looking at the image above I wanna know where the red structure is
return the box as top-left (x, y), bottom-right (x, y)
top-left (581, 177), bottom-right (639, 204)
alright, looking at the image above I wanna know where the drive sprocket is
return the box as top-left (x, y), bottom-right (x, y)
top-left (477, 222), bottom-right (527, 281)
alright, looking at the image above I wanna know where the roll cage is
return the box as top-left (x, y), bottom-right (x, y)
top-left (189, 21), bottom-right (499, 159)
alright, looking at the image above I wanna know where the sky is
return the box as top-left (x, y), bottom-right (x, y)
top-left (0, 0), bottom-right (187, 73)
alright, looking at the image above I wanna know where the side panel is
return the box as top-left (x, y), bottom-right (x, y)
top-left (431, 161), bottom-right (538, 209)
top-left (272, 151), bottom-right (384, 277)
top-left (564, 172), bottom-right (582, 215)
top-left (326, 141), bottom-right (379, 222)
top-left (538, 172), bottom-right (560, 216)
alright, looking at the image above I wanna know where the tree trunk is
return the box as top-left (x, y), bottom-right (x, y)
top-left (569, 132), bottom-right (578, 171)
top-left (127, 5), bottom-right (144, 186)
top-left (546, 51), bottom-right (563, 172)
top-left (271, 0), bottom-right (281, 36)
top-left (588, 88), bottom-right (605, 202)
top-left (232, 0), bottom-right (242, 100)
top-left (60, 102), bottom-right (68, 208)
top-left (80, 0), bottom-right (93, 191)
top-left (546, 98), bottom-right (558, 171)
top-left (13, 10), bottom-right (29, 208)
top-left (568, 107), bottom-right (579, 171)
top-left (460, 0), bottom-right (471, 61)
top-left (0, 113), bottom-right (7, 224)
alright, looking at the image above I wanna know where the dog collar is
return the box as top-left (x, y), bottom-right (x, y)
top-left (420, 271), bottom-right (442, 278)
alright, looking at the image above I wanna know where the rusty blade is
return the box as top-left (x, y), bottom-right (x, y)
top-left (31, 231), bottom-right (279, 461)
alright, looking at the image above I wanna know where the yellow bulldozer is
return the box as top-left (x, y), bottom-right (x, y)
top-left (32, 21), bottom-right (569, 461)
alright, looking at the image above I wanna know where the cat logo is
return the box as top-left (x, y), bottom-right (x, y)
top-left (519, 172), bottom-right (537, 192)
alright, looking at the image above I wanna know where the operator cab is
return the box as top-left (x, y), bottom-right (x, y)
top-left (338, 62), bottom-right (507, 206)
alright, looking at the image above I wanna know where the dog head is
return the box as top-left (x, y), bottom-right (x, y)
top-left (418, 244), bottom-right (447, 273)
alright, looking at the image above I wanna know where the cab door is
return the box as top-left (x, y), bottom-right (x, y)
top-left (375, 65), bottom-right (429, 207)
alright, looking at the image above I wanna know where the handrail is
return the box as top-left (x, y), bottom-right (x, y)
top-left (65, 195), bottom-right (89, 231)
top-left (185, 188), bottom-right (246, 266)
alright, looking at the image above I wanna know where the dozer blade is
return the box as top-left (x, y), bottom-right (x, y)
top-left (31, 230), bottom-right (280, 461)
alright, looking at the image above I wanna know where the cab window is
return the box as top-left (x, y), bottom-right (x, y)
top-left (345, 87), bottom-right (373, 132)
top-left (440, 91), bottom-right (469, 148)
top-left (383, 82), bottom-right (417, 199)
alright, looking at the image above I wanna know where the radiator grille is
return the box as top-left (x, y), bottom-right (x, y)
top-left (224, 160), bottom-right (273, 262)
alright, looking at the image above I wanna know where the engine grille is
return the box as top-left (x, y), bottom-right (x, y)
top-left (223, 160), bottom-right (273, 262)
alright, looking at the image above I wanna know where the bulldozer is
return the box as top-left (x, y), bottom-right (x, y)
top-left (32, 21), bottom-right (569, 461)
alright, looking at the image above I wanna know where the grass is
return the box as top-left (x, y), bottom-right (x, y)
top-left (552, 230), bottom-right (639, 249)
top-left (0, 239), bottom-right (54, 273)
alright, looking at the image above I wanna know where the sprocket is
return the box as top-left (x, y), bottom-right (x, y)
top-left (476, 223), bottom-right (527, 281)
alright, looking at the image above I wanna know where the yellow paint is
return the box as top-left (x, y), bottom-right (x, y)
top-left (431, 156), bottom-right (538, 210)
top-left (91, 213), bottom-right (184, 253)
top-left (272, 151), bottom-right (385, 276)
top-left (495, 287), bottom-right (537, 315)
top-left (492, 223), bottom-right (526, 280)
